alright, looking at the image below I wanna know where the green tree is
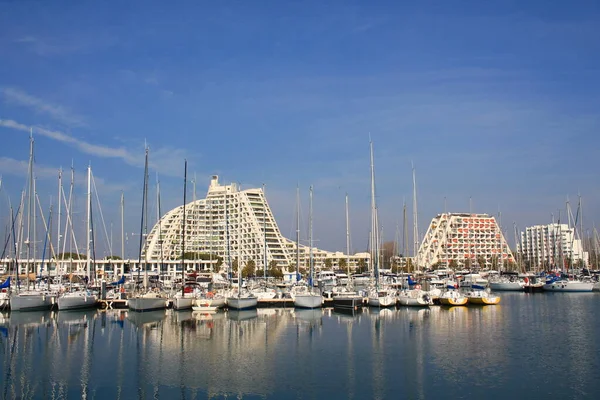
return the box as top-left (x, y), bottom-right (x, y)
top-left (464, 257), bottom-right (472, 269)
top-left (268, 266), bottom-right (283, 279)
top-left (476, 256), bottom-right (486, 269)
top-left (357, 258), bottom-right (367, 274)
top-left (324, 258), bottom-right (333, 269)
top-left (105, 255), bottom-right (122, 260)
top-left (406, 258), bottom-right (414, 273)
top-left (242, 260), bottom-right (256, 278)
top-left (55, 252), bottom-right (86, 260)
top-left (449, 259), bottom-right (458, 271)
top-left (338, 258), bottom-right (347, 271)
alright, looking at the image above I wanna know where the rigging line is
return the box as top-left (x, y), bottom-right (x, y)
top-left (60, 177), bottom-right (81, 259)
top-left (34, 192), bottom-right (56, 260)
top-left (91, 170), bottom-right (113, 256)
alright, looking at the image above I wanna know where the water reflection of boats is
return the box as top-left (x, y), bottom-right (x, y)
top-left (9, 310), bottom-right (54, 327)
top-left (333, 307), bottom-right (362, 318)
top-left (294, 308), bottom-right (323, 322)
top-left (369, 308), bottom-right (394, 319)
top-left (192, 310), bottom-right (226, 321)
top-left (56, 310), bottom-right (96, 326)
top-left (227, 309), bottom-right (258, 321)
top-left (127, 310), bottom-right (165, 328)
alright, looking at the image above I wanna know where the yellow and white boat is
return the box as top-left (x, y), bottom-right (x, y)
top-left (439, 289), bottom-right (468, 306)
top-left (466, 288), bottom-right (500, 305)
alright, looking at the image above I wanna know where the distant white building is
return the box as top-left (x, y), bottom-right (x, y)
top-left (142, 175), bottom-right (369, 273)
top-left (518, 223), bottom-right (588, 270)
top-left (418, 213), bottom-right (515, 270)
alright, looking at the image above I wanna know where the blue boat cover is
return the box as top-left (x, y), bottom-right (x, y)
top-left (110, 276), bottom-right (125, 286)
top-left (0, 277), bottom-right (10, 289)
top-left (472, 284), bottom-right (486, 290)
top-left (407, 276), bottom-right (418, 286)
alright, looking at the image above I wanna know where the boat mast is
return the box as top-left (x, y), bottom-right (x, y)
top-left (26, 131), bottom-right (34, 290)
top-left (369, 140), bottom-right (378, 288)
top-left (238, 185), bottom-right (242, 299)
top-left (157, 175), bottom-right (163, 282)
top-left (345, 193), bottom-right (350, 281)
top-left (296, 185), bottom-right (300, 282)
top-left (412, 163), bottom-right (419, 274)
top-left (57, 169), bottom-right (62, 268)
top-left (86, 165), bottom-right (91, 284)
top-left (181, 160), bottom-right (187, 296)
top-left (137, 147), bottom-right (149, 290)
top-left (121, 191), bottom-right (124, 260)
top-left (263, 184), bottom-right (267, 280)
top-left (309, 185), bottom-right (313, 291)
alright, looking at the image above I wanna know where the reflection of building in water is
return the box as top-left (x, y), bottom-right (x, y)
top-left (129, 308), bottom-right (294, 397)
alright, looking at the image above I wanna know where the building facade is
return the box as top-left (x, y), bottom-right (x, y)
top-left (518, 223), bottom-right (587, 270)
top-left (143, 176), bottom-right (369, 273)
top-left (418, 213), bottom-right (515, 270)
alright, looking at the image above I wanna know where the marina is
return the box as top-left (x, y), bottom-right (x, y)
top-left (1, 292), bottom-right (599, 399)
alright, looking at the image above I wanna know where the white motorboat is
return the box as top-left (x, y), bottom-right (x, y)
top-left (367, 288), bottom-right (396, 307)
top-left (128, 291), bottom-right (167, 312)
top-left (57, 290), bottom-right (98, 311)
top-left (438, 289), bottom-right (468, 306)
top-left (543, 279), bottom-right (594, 292)
top-left (397, 289), bottom-right (432, 307)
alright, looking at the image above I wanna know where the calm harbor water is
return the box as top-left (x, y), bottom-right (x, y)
top-left (1, 293), bottom-right (599, 399)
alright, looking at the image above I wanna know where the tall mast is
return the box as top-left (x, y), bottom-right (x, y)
top-left (412, 163), bottom-right (419, 273)
top-left (120, 192), bottom-right (124, 260)
top-left (86, 165), bottom-right (91, 282)
top-left (263, 184), bottom-right (267, 280)
top-left (157, 176), bottom-right (163, 280)
top-left (369, 140), bottom-right (378, 286)
top-left (309, 185), bottom-right (313, 290)
top-left (181, 160), bottom-right (187, 296)
top-left (26, 131), bottom-right (34, 289)
top-left (57, 169), bottom-right (62, 263)
top-left (296, 185), bottom-right (300, 282)
top-left (137, 147), bottom-right (149, 289)
top-left (345, 193), bottom-right (350, 279)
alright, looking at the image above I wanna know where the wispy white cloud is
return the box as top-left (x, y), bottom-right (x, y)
top-left (1, 87), bottom-right (86, 127)
top-left (0, 118), bottom-right (188, 178)
top-left (0, 156), bottom-right (126, 194)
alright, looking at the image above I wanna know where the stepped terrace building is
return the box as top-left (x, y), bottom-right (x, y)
top-left (518, 223), bottom-right (587, 270)
top-left (142, 176), bottom-right (369, 274)
top-left (418, 213), bottom-right (515, 270)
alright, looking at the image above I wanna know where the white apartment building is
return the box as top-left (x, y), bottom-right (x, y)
top-left (518, 223), bottom-right (588, 270)
top-left (143, 175), bottom-right (369, 273)
top-left (418, 213), bottom-right (515, 270)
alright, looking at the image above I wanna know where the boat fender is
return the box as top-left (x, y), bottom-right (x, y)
top-left (207, 292), bottom-right (214, 298)
top-left (120, 287), bottom-right (125, 293)
top-left (524, 277), bottom-right (529, 284)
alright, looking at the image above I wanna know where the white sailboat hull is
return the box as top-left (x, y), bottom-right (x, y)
top-left (543, 281), bottom-right (594, 292)
top-left (10, 292), bottom-right (54, 312)
top-left (0, 292), bottom-right (9, 310)
top-left (226, 296), bottom-right (258, 310)
top-left (128, 297), bottom-right (167, 312)
top-left (489, 281), bottom-right (524, 291)
top-left (173, 296), bottom-right (194, 310)
top-left (294, 293), bottom-right (323, 309)
top-left (57, 292), bottom-right (98, 311)
top-left (397, 291), bottom-right (431, 307)
top-left (367, 295), bottom-right (396, 307)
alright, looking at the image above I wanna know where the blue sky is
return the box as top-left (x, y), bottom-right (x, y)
top-left (1, 1), bottom-right (599, 258)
